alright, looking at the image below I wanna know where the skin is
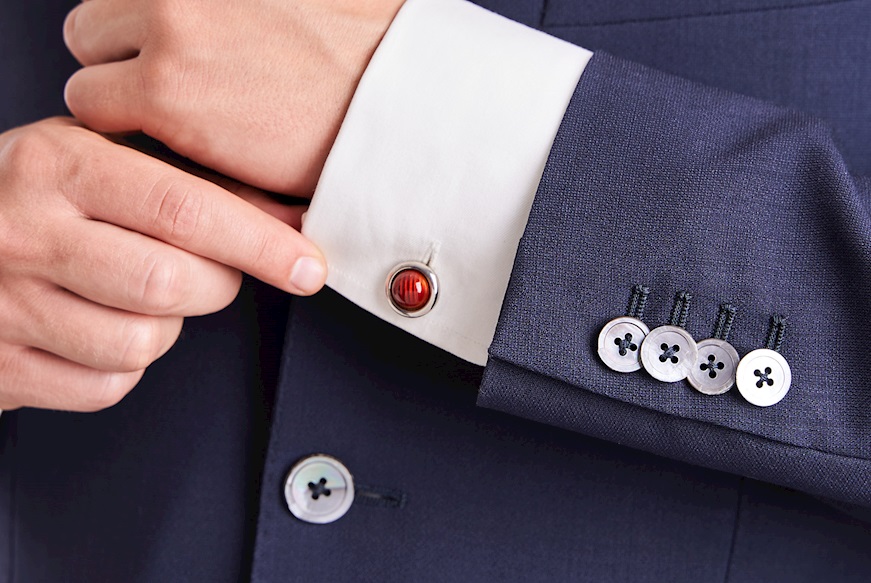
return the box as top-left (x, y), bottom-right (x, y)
top-left (0, 0), bottom-right (402, 412)
top-left (63, 0), bottom-right (405, 196)
top-left (0, 118), bottom-right (324, 411)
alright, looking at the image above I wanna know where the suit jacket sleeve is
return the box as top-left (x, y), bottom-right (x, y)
top-left (478, 52), bottom-right (871, 509)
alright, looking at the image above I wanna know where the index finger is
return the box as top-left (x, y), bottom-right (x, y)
top-left (62, 130), bottom-right (326, 295)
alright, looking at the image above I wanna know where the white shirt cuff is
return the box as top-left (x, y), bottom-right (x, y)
top-left (302, 0), bottom-right (591, 365)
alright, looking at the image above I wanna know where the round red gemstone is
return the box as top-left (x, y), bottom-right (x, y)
top-left (390, 268), bottom-right (431, 312)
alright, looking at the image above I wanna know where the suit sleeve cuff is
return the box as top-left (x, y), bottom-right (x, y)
top-left (479, 52), bottom-right (871, 508)
top-left (302, 0), bottom-right (591, 365)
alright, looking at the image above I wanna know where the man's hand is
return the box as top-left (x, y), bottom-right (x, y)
top-left (0, 118), bottom-right (326, 412)
top-left (63, 0), bottom-right (404, 196)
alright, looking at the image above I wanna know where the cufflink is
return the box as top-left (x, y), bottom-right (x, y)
top-left (386, 261), bottom-right (439, 317)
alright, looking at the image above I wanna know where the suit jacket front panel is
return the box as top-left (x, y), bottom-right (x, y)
top-left (250, 289), bottom-right (743, 582)
top-left (4, 278), bottom-right (289, 582)
top-left (249, 288), bottom-right (871, 582)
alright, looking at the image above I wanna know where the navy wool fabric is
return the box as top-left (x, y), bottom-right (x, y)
top-left (2, 0), bottom-right (871, 581)
top-left (480, 52), bottom-right (871, 507)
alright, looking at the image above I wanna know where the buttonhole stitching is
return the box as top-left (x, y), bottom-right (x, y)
top-left (354, 484), bottom-right (408, 509)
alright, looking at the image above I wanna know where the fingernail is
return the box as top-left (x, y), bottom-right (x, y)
top-left (290, 256), bottom-right (326, 294)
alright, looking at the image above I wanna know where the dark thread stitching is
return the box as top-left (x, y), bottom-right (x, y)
top-left (668, 291), bottom-right (692, 328)
top-left (700, 354), bottom-right (726, 378)
top-left (625, 284), bottom-right (650, 319)
top-left (713, 303), bottom-right (737, 341)
top-left (659, 343), bottom-right (681, 363)
top-left (677, 292), bottom-right (692, 328)
top-left (626, 290), bottom-right (639, 319)
top-left (634, 285), bottom-right (649, 320)
top-left (614, 333), bottom-right (638, 356)
top-left (308, 477), bottom-right (331, 500)
top-left (754, 366), bottom-right (775, 387)
top-left (354, 484), bottom-right (408, 509)
top-left (545, 0), bottom-right (858, 29)
top-left (764, 314), bottom-right (787, 352)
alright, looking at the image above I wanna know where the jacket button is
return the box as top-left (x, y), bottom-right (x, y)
top-left (735, 348), bottom-right (792, 406)
top-left (597, 317), bottom-right (650, 373)
top-left (284, 454), bottom-right (355, 524)
top-left (687, 339), bottom-right (740, 395)
top-left (386, 261), bottom-right (439, 317)
top-left (640, 326), bottom-right (698, 382)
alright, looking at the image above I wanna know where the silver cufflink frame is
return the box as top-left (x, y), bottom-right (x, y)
top-left (385, 260), bottom-right (439, 318)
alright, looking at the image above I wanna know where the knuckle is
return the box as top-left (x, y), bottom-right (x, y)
top-left (0, 127), bottom-right (90, 271)
top-left (149, 0), bottom-right (181, 28)
top-left (148, 0), bottom-right (197, 43)
top-left (0, 120), bottom-right (86, 196)
top-left (146, 175), bottom-right (204, 245)
top-left (133, 252), bottom-right (185, 314)
top-left (137, 55), bottom-right (199, 152)
top-left (0, 214), bottom-right (29, 271)
top-left (0, 281), bottom-right (44, 343)
top-left (0, 126), bottom-right (53, 179)
top-left (41, 233), bottom-right (76, 275)
top-left (139, 55), bottom-right (181, 118)
top-left (116, 317), bottom-right (163, 372)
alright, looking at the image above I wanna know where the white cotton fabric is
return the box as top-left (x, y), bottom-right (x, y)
top-left (302, 0), bottom-right (591, 365)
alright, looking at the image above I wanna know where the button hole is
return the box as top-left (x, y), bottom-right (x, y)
top-left (753, 367), bottom-right (775, 388)
top-left (659, 343), bottom-right (680, 364)
top-left (700, 354), bottom-right (725, 379)
top-left (614, 333), bottom-right (637, 356)
top-left (421, 241), bottom-right (441, 267)
top-left (308, 477), bottom-right (331, 500)
top-left (354, 483), bottom-right (407, 510)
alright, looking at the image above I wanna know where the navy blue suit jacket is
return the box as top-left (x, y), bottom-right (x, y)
top-left (2, 1), bottom-right (870, 581)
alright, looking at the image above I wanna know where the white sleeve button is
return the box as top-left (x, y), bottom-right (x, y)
top-left (736, 348), bottom-right (792, 407)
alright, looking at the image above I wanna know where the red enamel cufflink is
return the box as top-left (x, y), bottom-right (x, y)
top-left (386, 261), bottom-right (439, 317)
